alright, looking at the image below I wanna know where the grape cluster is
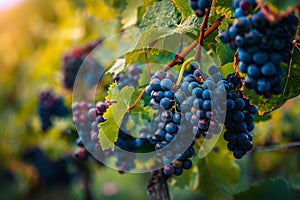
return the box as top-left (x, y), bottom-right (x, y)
top-left (73, 100), bottom-right (113, 161)
top-left (62, 40), bottom-right (101, 90)
top-left (223, 73), bottom-right (258, 159)
top-left (73, 100), bottom-right (140, 173)
top-left (113, 65), bottom-right (143, 89)
top-left (219, 0), bottom-right (298, 97)
top-left (72, 101), bottom-right (97, 160)
top-left (145, 71), bottom-right (195, 176)
top-left (22, 147), bottom-right (72, 187)
top-left (189, 0), bottom-right (212, 17)
top-left (180, 66), bottom-right (224, 139)
top-left (38, 90), bottom-right (68, 132)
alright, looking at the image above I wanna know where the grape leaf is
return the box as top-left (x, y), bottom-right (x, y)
top-left (138, 67), bottom-right (151, 87)
top-left (171, 157), bottom-right (199, 190)
top-left (245, 46), bottom-right (300, 114)
top-left (137, 0), bottom-right (160, 21)
top-left (129, 88), bottom-right (145, 113)
top-left (234, 179), bottom-right (290, 200)
top-left (107, 59), bottom-right (125, 75)
top-left (196, 136), bottom-right (240, 200)
top-left (140, 0), bottom-right (181, 30)
top-left (171, 0), bottom-right (193, 21)
top-left (219, 62), bottom-right (235, 76)
top-left (98, 83), bottom-right (135, 150)
top-left (261, 0), bottom-right (300, 13)
top-left (216, 41), bottom-right (235, 65)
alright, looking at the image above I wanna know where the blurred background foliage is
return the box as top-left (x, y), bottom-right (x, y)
top-left (0, 0), bottom-right (299, 199)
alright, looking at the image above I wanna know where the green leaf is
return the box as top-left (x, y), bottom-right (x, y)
top-left (171, 0), bottom-right (193, 21)
top-left (129, 88), bottom-right (145, 113)
top-left (140, 0), bottom-right (181, 30)
top-left (197, 136), bottom-right (240, 200)
top-left (261, 0), bottom-right (300, 13)
top-left (98, 83), bottom-right (135, 150)
top-left (219, 62), bottom-right (235, 76)
top-left (254, 113), bottom-right (271, 122)
top-left (134, 28), bottom-right (169, 50)
top-left (216, 42), bottom-right (235, 65)
top-left (107, 59), bottom-right (125, 75)
top-left (172, 162), bottom-right (199, 190)
top-left (137, 0), bottom-right (160, 21)
top-left (245, 46), bottom-right (300, 114)
top-left (234, 179), bottom-right (291, 200)
top-left (138, 67), bottom-right (151, 87)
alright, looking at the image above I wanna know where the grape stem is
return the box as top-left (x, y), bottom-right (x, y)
top-left (162, 15), bottom-right (225, 72)
top-left (128, 88), bottom-right (146, 110)
top-left (194, 5), bottom-right (212, 63)
top-left (176, 57), bottom-right (195, 86)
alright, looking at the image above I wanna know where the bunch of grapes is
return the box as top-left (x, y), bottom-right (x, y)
top-left (219, 0), bottom-right (298, 97)
top-left (72, 101), bottom-right (97, 160)
top-left (113, 65), bottom-right (143, 89)
top-left (222, 73), bottom-right (258, 158)
top-left (62, 40), bottom-right (101, 90)
top-left (180, 66), bottom-right (224, 139)
top-left (38, 90), bottom-right (68, 132)
top-left (189, 0), bottom-right (212, 17)
top-left (145, 71), bottom-right (196, 176)
top-left (73, 99), bottom-right (140, 173)
top-left (72, 100), bottom-right (114, 161)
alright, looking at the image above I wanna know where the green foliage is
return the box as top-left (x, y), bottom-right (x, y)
top-left (98, 83), bottom-right (135, 150)
top-left (171, 0), bottom-right (193, 21)
top-left (140, 0), bottom-right (181, 30)
top-left (1, 0), bottom-right (300, 198)
top-left (234, 179), bottom-right (291, 200)
top-left (196, 138), bottom-right (240, 200)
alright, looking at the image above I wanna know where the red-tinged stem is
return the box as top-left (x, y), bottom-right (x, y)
top-left (128, 16), bottom-right (225, 111)
top-left (128, 88), bottom-right (146, 110)
top-left (162, 15), bottom-right (225, 72)
top-left (143, 50), bottom-right (151, 79)
top-left (195, 6), bottom-right (211, 63)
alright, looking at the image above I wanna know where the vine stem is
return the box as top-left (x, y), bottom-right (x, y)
top-left (128, 88), bottom-right (146, 110)
top-left (161, 15), bottom-right (225, 72)
top-left (194, 6), bottom-right (211, 63)
top-left (128, 16), bottom-right (225, 111)
top-left (253, 142), bottom-right (300, 153)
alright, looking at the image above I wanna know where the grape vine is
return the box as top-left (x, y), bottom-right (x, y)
top-left (33, 0), bottom-right (300, 199)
